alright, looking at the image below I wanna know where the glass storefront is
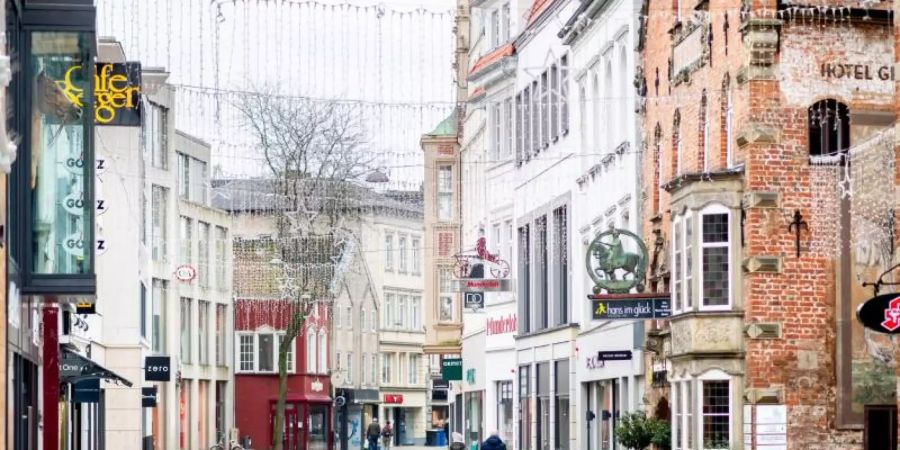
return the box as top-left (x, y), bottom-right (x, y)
top-left (464, 391), bottom-right (483, 446)
top-left (554, 360), bottom-right (569, 450)
top-left (518, 365), bottom-right (531, 450)
top-left (497, 380), bottom-right (513, 443)
top-left (28, 31), bottom-right (93, 275)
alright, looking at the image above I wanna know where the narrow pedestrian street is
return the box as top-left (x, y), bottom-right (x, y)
top-left (1, 1), bottom-right (900, 450)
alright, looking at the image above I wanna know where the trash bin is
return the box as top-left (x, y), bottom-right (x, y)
top-left (435, 430), bottom-right (448, 446)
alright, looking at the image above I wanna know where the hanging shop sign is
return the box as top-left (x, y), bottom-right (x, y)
top-left (590, 294), bottom-right (672, 320)
top-left (486, 314), bottom-right (516, 335)
top-left (144, 356), bottom-right (171, 381)
top-left (75, 302), bottom-right (96, 314)
top-left (174, 265), bottom-right (197, 282)
top-left (597, 351), bottom-right (633, 361)
top-left (464, 292), bottom-right (484, 310)
top-left (857, 294), bottom-right (900, 333)
top-left (384, 394), bottom-right (404, 404)
top-left (142, 387), bottom-right (158, 407)
top-left (73, 379), bottom-right (101, 403)
top-left (586, 228), bottom-right (649, 294)
top-left (57, 62), bottom-right (143, 126)
top-left (451, 278), bottom-right (513, 292)
top-left (441, 358), bottom-right (463, 381)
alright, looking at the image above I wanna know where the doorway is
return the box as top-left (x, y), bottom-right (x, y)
top-left (864, 405), bottom-right (897, 450)
top-left (282, 403), bottom-right (303, 450)
top-left (392, 408), bottom-right (407, 446)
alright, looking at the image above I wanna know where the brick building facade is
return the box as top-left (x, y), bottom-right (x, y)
top-left (640, 1), bottom-right (894, 448)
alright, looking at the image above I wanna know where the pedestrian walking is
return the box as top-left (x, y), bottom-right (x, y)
top-left (365, 418), bottom-right (380, 450)
top-left (481, 431), bottom-right (506, 450)
top-left (381, 420), bottom-right (394, 450)
top-left (450, 432), bottom-right (466, 450)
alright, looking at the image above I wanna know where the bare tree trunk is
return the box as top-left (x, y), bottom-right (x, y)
top-left (271, 334), bottom-right (294, 450)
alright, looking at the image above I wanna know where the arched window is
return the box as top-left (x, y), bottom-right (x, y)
top-left (720, 75), bottom-right (733, 167)
top-left (592, 73), bottom-right (601, 152)
top-left (618, 45), bottom-right (628, 146)
top-left (699, 90), bottom-right (709, 171)
top-left (654, 124), bottom-right (663, 215)
top-left (673, 110), bottom-right (682, 176)
top-left (318, 328), bottom-right (328, 374)
top-left (306, 326), bottom-right (317, 374)
top-left (604, 60), bottom-right (614, 150)
top-left (808, 99), bottom-right (850, 159)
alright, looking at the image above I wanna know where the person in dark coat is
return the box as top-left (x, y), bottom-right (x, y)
top-left (481, 431), bottom-right (507, 450)
top-left (365, 418), bottom-right (380, 450)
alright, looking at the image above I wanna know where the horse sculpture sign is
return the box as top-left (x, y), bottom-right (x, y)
top-left (586, 227), bottom-right (649, 294)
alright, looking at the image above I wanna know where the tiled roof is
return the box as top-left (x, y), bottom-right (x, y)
top-left (526, 0), bottom-right (554, 25)
top-left (468, 43), bottom-right (515, 77)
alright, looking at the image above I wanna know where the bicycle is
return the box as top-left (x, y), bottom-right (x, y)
top-left (209, 437), bottom-right (244, 450)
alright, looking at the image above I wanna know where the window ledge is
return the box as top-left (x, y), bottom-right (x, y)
top-left (669, 309), bottom-right (743, 321)
top-left (515, 322), bottom-right (579, 340)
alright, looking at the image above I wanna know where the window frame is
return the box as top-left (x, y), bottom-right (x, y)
top-left (398, 234), bottom-right (408, 273)
top-left (384, 233), bottom-right (394, 271)
top-left (233, 331), bottom-right (296, 374)
top-left (697, 370), bottom-right (732, 450)
top-left (698, 205), bottom-right (732, 311)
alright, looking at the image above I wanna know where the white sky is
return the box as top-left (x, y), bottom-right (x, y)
top-left (97, 0), bottom-right (456, 187)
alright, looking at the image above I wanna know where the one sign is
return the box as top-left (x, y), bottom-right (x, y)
top-left (60, 351), bottom-right (93, 378)
top-left (57, 62), bottom-right (143, 126)
top-left (144, 356), bottom-right (171, 382)
top-left (76, 302), bottom-right (96, 314)
top-left (486, 314), bottom-right (516, 335)
top-left (451, 278), bottom-right (513, 292)
top-left (384, 394), bottom-right (404, 404)
top-left (597, 351), bottom-right (633, 361)
top-left (590, 294), bottom-right (671, 320)
top-left (586, 228), bottom-right (649, 294)
top-left (73, 379), bottom-right (100, 403)
top-left (464, 292), bottom-right (484, 309)
top-left (857, 294), bottom-right (900, 333)
top-left (142, 387), bottom-right (158, 407)
top-left (174, 265), bottom-right (197, 282)
top-left (441, 358), bottom-right (463, 381)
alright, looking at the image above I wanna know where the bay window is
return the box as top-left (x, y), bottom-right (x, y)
top-left (671, 371), bottom-right (733, 450)
top-left (701, 379), bottom-right (731, 448)
top-left (438, 166), bottom-right (453, 221)
top-left (672, 204), bottom-right (733, 313)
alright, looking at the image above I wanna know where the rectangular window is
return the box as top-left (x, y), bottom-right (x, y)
top-left (181, 298), bottom-right (192, 363)
top-left (516, 92), bottom-right (525, 164)
top-left (518, 225), bottom-right (531, 333)
top-left (531, 81), bottom-right (540, 154)
top-left (702, 380), bottom-right (730, 448)
top-left (524, 86), bottom-right (532, 157)
top-left (501, 3), bottom-right (511, 41)
top-left (491, 9), bottom-right (500, 47)
top-left (346, 305), bottom-right (353, 330)
top-left (550, 65), bottom-right (559, 140)
top-left (519, 365), bottom-right (532, 450)
top-left (346, 352), bottom-right (353, 382)
top-left (409, 354), bottom-right (419, 385)
top-left (685, 216), bottom-right (694, 310)
top-left (151, 185), bottom-right (168, 261)
top-left (553, 206), bottom-right (568, 325)
top-left (26, 31), bottom-right (94, 276)
top-left (361, 307), bottom-right (368, 334)
top-left (492, 103), bottom-right (503, 160)
top-left (152, 279), bottom-right (167, 353)
top-left (554, 359), bottom-right (570, 450)
top-left (412, 296), bottom-right (421, 330)
top-left (178, 152), bottom-right (190, 199)
top-left (384, 233), bottom-right (394, 271)
top-left (215, 304), bottom-right (226, 366)
top-left (701, 211), bottom-right (730, 308)
top-left (399, 235), bottom-right (408, 273)
top-left (384, 293), bottom-right (395, 329)
top-left (438, 166), bottom-right (453, 221)
top-left (215, 226), bottom-right (227, 289)
top-left (336, 351), bottom-right (342, 373)
top-left (258, 333), bottom-right (274, 372)
top-left (198, 222), bottom-right (210, 288)
top-left (280, 334), bottom-right (293, 372)
top-left (198, 301), bottom-right (210, 365)
top-left (148, 104), bottom-right (169, 169)
top-left (560, 55), bottom-right (570, 132)
top-left (439, 268), bottom-right (455, 322)
top-left (504, 98), bottom-right (514, 158)
top-left (191, 157), bottom-right (209, 205)
top-left (673, 219), bottom-right (683, 312)
top-left (140, 282), bottom-right (147, 339)
top-left (541, 73), bottom-right (549, 148)
top-left (382, 353), bottom-right (393, 384)
top-left (180, 216), bottom-right (193, 265)
top-left (238, 334), bottom-right (254, 372)
top-left (399, 295), bottom-right (407, 329)
top-left (411, 237), bottom-right (421, 274)
top-left (535, 215), bottom-right (548, 330)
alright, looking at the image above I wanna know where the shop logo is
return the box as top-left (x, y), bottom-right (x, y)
top-left (857, 294), bottom-right (900, 334)
top-left (882, 297), bottom-right (900, 331)
top-left (311, 380), bottom-right (324, 392)
top-left (586, 227), bottom-right (648, 294)
top-left (174, 265), bottom-right (197, 282)
top-left (57, 63), bottom-right (143, 126)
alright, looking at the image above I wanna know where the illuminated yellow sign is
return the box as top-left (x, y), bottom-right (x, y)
top-left (57, 63), bottom-right (143, 126)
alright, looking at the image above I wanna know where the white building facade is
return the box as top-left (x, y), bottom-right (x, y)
top-left (562, 1), bottom-right (646, 449)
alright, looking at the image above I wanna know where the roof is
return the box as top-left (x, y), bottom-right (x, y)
top-left (468, 43), bottom-right (515, 78)
top-left (527, 0), bottom-right (555, 25)
top-left (424, 110), bottom-right (459, 137)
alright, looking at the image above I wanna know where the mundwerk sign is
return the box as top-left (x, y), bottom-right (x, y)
top-left (58, 62), bottom-right (143, 126)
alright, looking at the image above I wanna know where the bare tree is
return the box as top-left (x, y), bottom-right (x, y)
top-left (236, 91), bottom-right (371, 450)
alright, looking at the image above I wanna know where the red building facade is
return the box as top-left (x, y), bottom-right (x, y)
top-left (234, 299), bottom-right (332, 450)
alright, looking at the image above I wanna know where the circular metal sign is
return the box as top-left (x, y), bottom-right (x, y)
top-left (857, 294), bottom-right (900, 334)
top-left (585, 228), bottom-right (648, 294)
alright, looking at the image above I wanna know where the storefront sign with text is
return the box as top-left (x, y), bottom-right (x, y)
top-left (486, 314), bottom-right (516, 335)
top-left (821, 63), bottom-right (893, 81)
top-left (57, 62), bottom-right (142, 126)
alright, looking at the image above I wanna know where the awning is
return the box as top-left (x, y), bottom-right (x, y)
top-left (60, 347), bottom-right (133, 387)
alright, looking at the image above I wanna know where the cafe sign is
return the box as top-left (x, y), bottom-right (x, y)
top-left (58, 62), bottom-right (142, 126)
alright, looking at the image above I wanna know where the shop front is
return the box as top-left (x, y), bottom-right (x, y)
top-left (484, 308), bottom-right (516, 447)
top-left (381, 391), bottom-right (427, 446)
top-left (336, 388), bottom-right (379, 450)
top-left (270, 399), bottom-right (332, 450)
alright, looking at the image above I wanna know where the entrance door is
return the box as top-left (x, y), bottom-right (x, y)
top-left (394, 408), bottom-right (407, 446)
top-left (864, 405), bottom-right (897, 450)
top-left (283, 404), bottom-right (303, 450)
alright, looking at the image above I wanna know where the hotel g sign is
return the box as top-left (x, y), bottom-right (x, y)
top-left (58, 62), bottom-right (143, 126)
